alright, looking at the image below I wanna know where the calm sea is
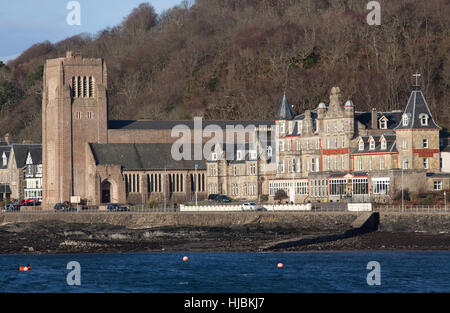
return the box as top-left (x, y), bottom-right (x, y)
top-left (0, 251), bottom-right (449, 293)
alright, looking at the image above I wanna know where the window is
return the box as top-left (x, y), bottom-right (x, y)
top-left (329, 179), bottom-right (346, 196)
top-left (311, 158), bottom-right (317, 172)
top-left (369, 157), bottom-right (372, 170)
top-left (334, 123), bottom-right (337, 132)
top-left (369, 139), bottom-right (375, 150)
top-left (342, 156), bottom-right (346, 170)
top-left (402, 139), bottom-right (407, 150)
top-left (423, 139), bottom-right (428, 149)
top-left (373, 178), bottom-right (390, 194)
top-left (75, 112), bottom-right (81, 119)
top-left (315, 140), bottom-right (320, 150)
top-left (89, 76), bottom-right (94, 97)
top-left (298, 121), bottom-right (303, 135)
top-left (403, 159), bottom-right (409, 169)
top-left (402, 115), bottom-right (408, 126)
top-left (327, 124), bottom-right (330, 133)
top-left (342, 137), bottom-right (345, 148)
top-left (327, 139), bottom-right (331, 149)
top-left (2, 153), bottom-right (6, 167)
top-left (295, 181), bottom-right (308, 195)
top-left (353, 178), bottom-right (369, 195)
top-left (250, 163), bottom-right (256, 175)
top-left (87, 111), bottom-right (92, 119)
top-left (420, 114), bottom-right (429, 126)
top-left (250, 150), bottom-right (257, 160)
top-left (288, 121), bottom-right (293, 133)
top-left (424, 158), bottom-right (429, 169)
top-left (334, 138), bottom-right (338, 148)
top-left (287, 140), bottom-right (291, 151)
top-left (297, 158), bottom-right (301, 172)
top-left (266, 146), bottom-right (272, 157)
top-left (296, 140), bottom-right (300, 151)
top-left (379, 118), bottom-right (387, 129)
top-left (359, 141), bottom-right (364, 151)
top-left (280, 122), bottom-right (285, 133)
top-left (380, 157), bottom-right (385, 170)
top-left (237, 151), bottom-right (242, 161)
top-left (211, 153), bottom-right (217, 161)
top-left (279, 141), bottom-right (284, 151)
top-left (381, 139), bottom-right (387, 150)
top-left (434, 181), bottom-right (442, 191)
top-left (83, 76), bottom-right (87, 97)
top-left (357, 158), bottom-right (363, 171)
top-left (278, 160), bottom-right (285, 173)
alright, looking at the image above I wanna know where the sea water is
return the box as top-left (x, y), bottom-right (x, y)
top-left (0, 251), bottom-right (449, 293)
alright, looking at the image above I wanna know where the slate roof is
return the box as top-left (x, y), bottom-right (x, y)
top-left (0, 146), bottom-right (11, 169)
top-left (285, 109), bottom-right (318, 137)
top-left (394, 89), bottom-right (440, 130)
top-left (352, 134), bottom-right (397, 154)
top-left (89, 143), bottom-right (207, 170)
top-left (11, 144), bottom-right (42, 168)
top-left (275, 93), bottom-right (294, 120)
top-left (108, 120), bottom-right (274, 130)
top-left (355, 111), bottom-right (403, 130)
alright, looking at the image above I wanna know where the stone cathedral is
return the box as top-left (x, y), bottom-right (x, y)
top-left (41, 52), bottom-right (449, 208)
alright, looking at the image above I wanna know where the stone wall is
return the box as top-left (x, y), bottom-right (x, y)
top-left (1, 211), bottom-right (449, 233)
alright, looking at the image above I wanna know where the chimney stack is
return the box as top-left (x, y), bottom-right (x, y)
top-left (371, 108), bottom-right (377, 129)
top-left (4, 133), bottom-right (11, 145)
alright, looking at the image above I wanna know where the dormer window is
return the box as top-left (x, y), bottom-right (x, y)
top-left (297, 121), bottom-right (303, 135)
top-left (250, 150), bottom-right (257, 160)
top-left (420, 114), bottom-right (429, 126)
top-left (369, 139), bottom-right (375, 150)
top-left (211, 153), bottom-right (217, 161)
top-left (379, 116), bottom-right (388, 129)
top-left (236, 151), bottom-right (243, 161)
top-left (359, 140), bottom-right (364, 151)
top-left (381, 139), bottom-right (387, 150)
top-left (402, 114), bottom-right (409, 126)
top-left (2, 153), bottom-right (7, 167)
top-left (266, 146), bottom-right (272, 157)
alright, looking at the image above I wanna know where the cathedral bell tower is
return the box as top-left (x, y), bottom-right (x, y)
top-left (42, 51), bottom-right (108, 208)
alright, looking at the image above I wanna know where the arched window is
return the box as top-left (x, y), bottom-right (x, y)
top-left (359, 140), bottom-right (364, 151)
top-left (402, 115), bottom-right (408, 126)
top-left (89, 76), bottom-right (94, 97)
top-left (420, 114), bottom-right (429, 126)
top-left (77, 76), bottom-right (82, 97)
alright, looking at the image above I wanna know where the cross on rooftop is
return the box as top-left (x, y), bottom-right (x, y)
top-left (413, 72), bottom-right (421, 87)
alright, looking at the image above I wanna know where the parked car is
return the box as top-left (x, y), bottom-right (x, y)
top-left (54, 201), bottom-right (76, 212)
top-left (241, 202), bottom-right (266, 211)
top-left (5, 203), bottom-right (21, 212)
top-left (24, 199), bottom-right (41, 206)
top-left (208, 194), bottom-right (219, 201)
top-left (107, 204), bottom-right (129, 212)
top-left (216, 195), bottom-right (232, 203)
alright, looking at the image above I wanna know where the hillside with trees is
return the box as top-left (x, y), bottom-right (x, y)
top-left (0, 0), bottom-right (449, 142)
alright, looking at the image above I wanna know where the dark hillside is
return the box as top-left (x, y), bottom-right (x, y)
top-left (0, 0), bottom-right (449, 142)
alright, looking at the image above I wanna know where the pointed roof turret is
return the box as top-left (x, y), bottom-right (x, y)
top-left (394, 88), bottom-right (440, 130)
top-left (275, 92), bottom-right (294, 120)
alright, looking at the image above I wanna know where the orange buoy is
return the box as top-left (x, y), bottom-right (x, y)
top-left (277, 263), bottom-right (284, 269)
top-left (19, 266), bottom-right (32, 271)
top-left (182, 256), bottom-right (189, 262)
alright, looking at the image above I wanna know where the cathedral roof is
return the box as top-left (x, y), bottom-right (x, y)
top-left (89, 143), bottom-right (207, 170)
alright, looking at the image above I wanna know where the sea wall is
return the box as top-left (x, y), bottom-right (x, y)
top-left (0, 212), bottom-right (449, 233)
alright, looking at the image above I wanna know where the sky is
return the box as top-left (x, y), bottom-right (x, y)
top-left (0, 0), bottom-right (185, 62)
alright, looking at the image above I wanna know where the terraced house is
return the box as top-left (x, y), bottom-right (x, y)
top-left (270, 82), bottom-right (447, 203)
